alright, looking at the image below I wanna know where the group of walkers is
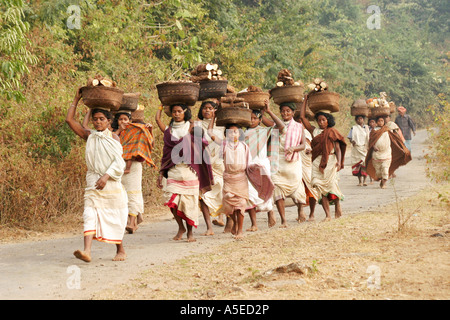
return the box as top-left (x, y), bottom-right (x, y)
top-left (348, 106), bottom-right (414, 189)
top-left (66, 87), bottom-right (413, 262)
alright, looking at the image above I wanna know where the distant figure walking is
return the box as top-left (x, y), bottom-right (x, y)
top-left (394, 106), bottom-right (416, 152)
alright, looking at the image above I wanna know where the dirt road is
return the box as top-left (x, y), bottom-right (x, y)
top-left (0, 130), bottom-right (433, 300)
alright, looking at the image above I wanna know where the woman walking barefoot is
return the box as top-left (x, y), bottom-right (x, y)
top-left (347, 115), bottom-right (370, 186)
top-left (156, 104), bottom-right (213, 242)
top-left (270, 102), bottom-right (307, 227)
top-left (196, 100), bottom-right (225, 235)
top-left (300, 97), bottom-right (346, 222)
top-left (66, 88), bottom-right (128, 262)
top-left (113, 111), bottom-right (156, 234)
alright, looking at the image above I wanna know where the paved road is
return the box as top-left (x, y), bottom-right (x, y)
top-left (0, 130), bottom-right (432, 299)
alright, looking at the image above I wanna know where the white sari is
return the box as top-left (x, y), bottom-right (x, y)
top-left (83, 130), bottom-right (128, 244)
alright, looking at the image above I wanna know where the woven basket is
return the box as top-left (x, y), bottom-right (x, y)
top-left (156, 82), bottom-right (200, 107)
top-left (119, 92), bottom-right (140, 112)
top-left (215, 106), bottom-right (252, 127)
top-left (307, 91), bottom-right (340, 114)
top-left (269, 85), bottom-right (304, 105)
top-left (131, 109), bottom-right (145, 122)
top-left (370, 107), bottom-right (390, 118)
top-left (236, 92), bottom-right (270, 110)
top-left (351, 106), bottom-right (369, 117)
top-left (80, 86), bottom-right (124, 111)
top-left (198, 80), bottom-right (228, 101)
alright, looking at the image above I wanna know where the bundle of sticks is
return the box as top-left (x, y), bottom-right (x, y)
top-left (276, 69), bottom-right (303, 87)
top-left (219, 95), bottom-right (248, 108)
top-left (86, 74), bottom-right (117, 87)
top-left (307, 78), bottom-right (328, 92)
top-left (190, 63), bottom-right (226, 82)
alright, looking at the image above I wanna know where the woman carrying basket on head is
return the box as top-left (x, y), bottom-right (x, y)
top-left (155, 103), bottom-right (214, 242)
top-left (66, 88), bottom-right (128, 262)
top-left (300, 96), bottom-right (346, 222)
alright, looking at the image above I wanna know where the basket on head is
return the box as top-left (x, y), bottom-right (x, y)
top-left (215, 106), bottom-right (252, 128)
top-left (307, 91), bottom-right (340, 114)
top-left (236, 91), bottom-right (270, 110)
top-left (80, 86), bottom-right (124, 111)
top-left (350, 99), bottom-right (369, 117)
top-left (198, 80), bottom-right (228, 101)
top-left (119, 92), bottom-right (140, 112)
top-left (131, 105), bottom-right (145, 122)
top-left (370, 107), bottom-right (390, 118)
top-left (269, 85), bottom-right (304, 105)
top-left (156, 82), bottom-right (200, 107)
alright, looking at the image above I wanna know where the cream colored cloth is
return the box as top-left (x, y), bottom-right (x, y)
top-left (350, 125), bottom-right (369, 166)
top-left (371, 127), bottom-right (392, 180)
top-left (311, 128), bottom-right (343, 203)
top-left (271, 124), bottom-right (306, 205)
top-left (121, 160), bottom-right (144, 217)
top-left (197, 119), bottom-right (224, 217)
top-left (221, 141), bottom-right (251, 216)
top-left (301, 129), bottom-right (319, 200)
top-left (83, 130), bottom-right (128, 244)
top-left (163, 121), bottom-right (200, 227)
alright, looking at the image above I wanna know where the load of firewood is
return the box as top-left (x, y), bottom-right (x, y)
top-left (219, 95), bottom-right (248, 108)
top-left (81, 75), bottom-right (123, 111)
top-left (190, 63), bottom-right (226, 82)
top-left (306, 78), bottom-right (328, 93)
top-left (86, 74), bottom-right (117, 88)
top-left (276, 69), bottom-right (303, 87)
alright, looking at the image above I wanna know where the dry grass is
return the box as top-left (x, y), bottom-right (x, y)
top-left (93, 183), bottom-right (450, 300)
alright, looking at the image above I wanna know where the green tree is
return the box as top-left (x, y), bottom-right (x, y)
top-left (0, 0), bottom-right (37, 102)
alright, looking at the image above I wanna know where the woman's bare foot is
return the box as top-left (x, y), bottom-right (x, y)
top-left (113, 251), bottom-right (127, 261)
top-left (267, 211), bottom-right (276, 228)
top-left (322, 217), bottom-right (332, 222)
top-left (202, 229), bottom-right (214, 236)
top-left (74, 250), bottom-right (91, 263)
top-left (308, 215), bottom-right (315, 222)
top-left (173, 227), bottom-right (186, 240)
top-left (233, 233), bottom-right (244, 240)
top-left (297, 212), bottom-right (307, 223)
top-left (246, 225), bottom-right (258, 232)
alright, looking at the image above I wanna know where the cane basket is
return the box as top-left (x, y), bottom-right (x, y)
top-left (215, 107), bottom-right (252, 127)
top-left (236, 92), bottom-right (270, 110)
top-left (269, 85), bottom-right (304, 105)
top-left (80, 86), bottom-right (124, 111)
top-left (156, 82), bottom-right (200, 107)
top-left (198, 80), bottom-right (228, 101)
top-left (370, 107), bottom-right (390, 118)
top-left (119, 93), bottom-right (140, 112)
top-left (307, 91), bottom-right (340, 114)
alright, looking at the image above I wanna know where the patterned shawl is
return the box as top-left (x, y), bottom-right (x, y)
top-left (160, 126), bottom-right (214, 194)
top-left (119, 123), bottom-right (156, 168)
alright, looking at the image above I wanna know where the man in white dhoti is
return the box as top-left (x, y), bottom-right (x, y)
top-left (66, 88), bottom-right (128, 262)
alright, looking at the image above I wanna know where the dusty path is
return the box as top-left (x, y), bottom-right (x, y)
top-left (0, 130), bottom-right (432, 300)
